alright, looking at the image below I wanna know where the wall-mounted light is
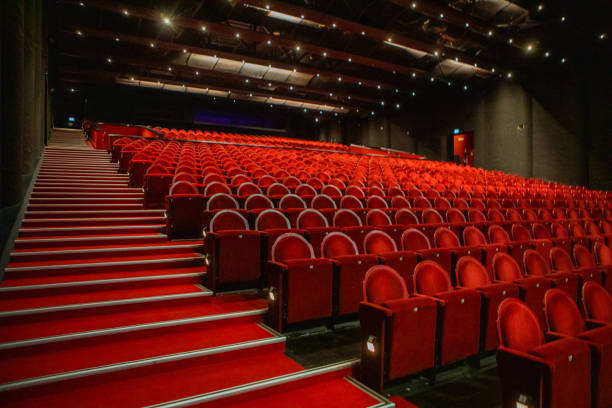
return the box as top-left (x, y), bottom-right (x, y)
top-left (366, 335), bottom-right (377, 353)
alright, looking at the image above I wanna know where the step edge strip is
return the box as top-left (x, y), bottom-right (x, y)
top-left (0, 336), bottom-right (285, 393)
top-left (15, 234), bottom-right (167, 243)
top-left (4, 255), bottom-right (204, 272)
top-left (10, 243), bottom-right (202, 257)
top-left (0, 308), bottom-right (267, 350)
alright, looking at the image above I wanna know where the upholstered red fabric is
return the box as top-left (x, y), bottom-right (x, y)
top-left (363, 265), bottom-right (408, 304)
top-left (574, 244), bottom-right (596, 268)
top-left (582, 281), bottom-right (612, 323)
top-left (511, 224), bottom-right (532, 242)
top-left (271, 233), bottom-right (314, 262)
top-left (236, 182), bottom-right (261, 197)
top-left (468, 209), bottom-right (486, 223)
top-left (395, 209), bottom-right (419, 225)
top-left (550, 246), bottom-right (575, 272)
top-left (523, 249), bottom-right (551, 276)
top-left (456, 256), bottom-right (491, 287)
top-left (533, 223), bottom-right (552, 239)
top-left (413, 197), bottom-right (432, 209)
top-left (244, 194), bottom-right (274, 210)
top-left (488, 224), bottom-right (511, 244)
top-left (390, 196), bottom-right (411, 209)
top-left (446, 208), bottom-right (466, 223)
top-left (333, 209), bottom-right (362, 227)
top-left (278, 194), bottom-right (307, 210)
top-left (413, 261), bottom-right (452, 295)
top-left (422, 209), bottom-right (443, 224)
top-left (255, 209), bottom-right (291, 231)
top-left (462, 226), bottom-right (487, 246)
top-left (364, 230), bottom-right (397, 254)
top-left (492, 252), bottom-right (522, 281)
top-left (366, 209), bottom-right (392, 226)
top-left (206, 193), bottom-right (239, 211)
top-left (311, 194), bottom-right (337, 209)
top-left (204, 181), bottom-right (232, 196)
top-left (321, 232), bottom-right (358, 257)
top-left (340, 195), bottom-right (364, 209)
top-left (497, 298), bottom-right (544, 352)
top-left (401, 228), bottom-right (431, 251)
top-left (266, 183), bottom-right (291, 197)
top-left (544, 289), bottom-right (585, 336)
top-left (433, 227), bottom-right (460, 249)
top-left (366, 196), bottom-right (388, 209)
top-left (296, 209), bottom-right (328, 229)
top-left (210, 210), bottom-right (249, 232)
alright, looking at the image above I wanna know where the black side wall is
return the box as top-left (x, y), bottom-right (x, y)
top-left (1, 0), bottom-right (49, 256)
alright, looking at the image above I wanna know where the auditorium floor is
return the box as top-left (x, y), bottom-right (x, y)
top-left (48, 127), bottom-right (92, 149)
top-left (285, 323), bottom-right (502, 408)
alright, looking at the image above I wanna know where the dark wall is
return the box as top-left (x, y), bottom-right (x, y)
top-left (338, 68), bottom-right (611, 190)
top-left (1, 0), bottom-right (49, 259)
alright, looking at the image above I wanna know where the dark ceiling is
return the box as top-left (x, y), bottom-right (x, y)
top-left (51, 0), bottom-right (612, 120)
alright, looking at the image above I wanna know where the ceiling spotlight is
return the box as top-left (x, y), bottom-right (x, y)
top-left (507, 72), bottom-right (513, 78)
top-left (488, 31), bottom-right (493, 36)
top-left (508, 38), bottom-right (513, 44)
top-left (447, 81), bottom-right (451, 86)
top-left (430, 77), bottom-right (435, 82)
top-left (348, 58), bottom-right (352, 62)
top-left (183, 48), bottom-right (187, 53)
top-left (560, 16), bottom-right (566, 22)
top-left (395, 89), bottom-right (399, 93)
top-left (150, 42), bottom-right (155, 48)
top-left (267, 40), bottom-right (271, 45)
top-left (163, 17), bottom-right (171, 25)
top-left (130, 77), bottom-right (134, 81)
top-left (123, 9), bottom-right (129, 16)
top-left (491, 68), bottom-right (496, 73)
top-left (358, 81), bottom-right (362, 85)
top-left (168, 67), bottom-right (172, 71)
top-left (295, 45), bottom-right (301, 51)
top-left (106, 57), bottom-right (112, 63)
top-left (79, 1), bottom-right (85, 6)
top-left (228, 90), bottom-right (231, 95)
top-left (301, 15), bottom-right (305, 19)
top-left (411, 72), bottom-right (416, 78)
top-left (412, 91), bottom-right (416, 96)
top-left (377, 84), bottom-right (381, 89)
top-left (537, 4), bottom-right (543, 11)
top-left (361, 31), bottom-right (366, 36)
top-left (434, 51), bottom-right (439, 56)
top-left (439, 13), bottom-right (444, 19)
top-left (268, 82), bottom-right (272, 87)
top-left (561, 57), bottom-right (566, 63)
top-left (412, 2), bottom-right (416, 8)
top-left (527, 44), bottom-right (533, 52)
top-left (329, 92), bottom-right (333, 96)
top-left (76, 30), bottom-right (83, 36)
top-left (316, 73), bottom-right (320, 78)
top-left (323, 52), bottom-right (327, 57)
top-left (289, 86), bottom-right (294, 90)
top-left (303, 108), bottom-right (307, 112)
top-left (356, 109), bottom-right (360, 112)
top-left (347, 96), bottom-right (351, 100)
top-left (544, 51), bottom-right (550, 57)
top-left (463, 85), bottom-right (468, 91)
top-left (332, 23), bottom-right (337, 28)
top-left (315, 118), bottom-right (319, 122)
top-left (319, 110), bottom-right (323, 114)
top-left (195, 71), bottom-right (199, 75)
top-left (455, 57), bottom-right (459, 62)
top-left (245, 79), bottom-right (249, 83)
top-left (249, 93), bottom-right (253, 97)
top-left (380, 101), bottom-right (385, 106)
top-left (201, 26), bottom-right (207, 31)
top-left (115, 37), bottom-right (120, 42)
top-left (340, 106), bottom-right (344, 110)
top-left (600, 33), bottom-right (607, 39)
top-left (370, 111), bottom-right (375, 116)
top-left (465, 23), bottom-right (470, 28)
top-left (395, 103), bottom-right (400, 109)
top-left (334, 112), bottom-right (338, 116)
top-left (337, 77), bottom-right (342, 82)
top-left (70, 88), bottom-right (75, 92)
top-left (266, 5), bottom-right (270, 10)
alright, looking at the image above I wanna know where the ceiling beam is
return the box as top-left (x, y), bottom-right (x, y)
top-left (61, 24), bottom-right (435, 96)
top-left (60, 0), bottom-right (469, 82)
top-left (233, 0), bottom-right (493, 74)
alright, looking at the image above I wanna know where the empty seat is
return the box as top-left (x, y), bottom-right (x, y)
top-left (582, 281), bottom-right (612, 323)
top-left (402, 228), bottom-right (452, 275)
top-left (364, 230), bottom-right (417, 291)
top-left (413, 261), bottom-right (481, 365)
top-left (544, 289), bottom-right (612, 408)
top-left (256, 209), bottom-right (299, 260)
top-left (488, 224), bottom-right (528, 267)
top-left (333, 209), bottom-right (372, 253)
top-left (297, 209), bottom-right (338, 257)
top-left (166, 181), bottom-right (204, 239)
top-left (205, 210), bottom-right (261, 291)
top-left (574, 244), bottom-right (608, 289)
top-left (359, 265), bottom-right (438, 392)
top-left (496, 298), bottom-right (591, 408)
top-left (267, 233), bottom-right (334, 332)
top-left (455, 257), bottom-right (518, 352)
top-left (434, 227), bottom-right (481, 279)
top-left (492, 252), bottom-right (551, 325)
top-left (321, 232), bottom-right (378, 316)
top-left (523, 249), bottom-right (579, 301)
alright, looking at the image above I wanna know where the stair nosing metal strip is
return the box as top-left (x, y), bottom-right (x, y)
top-left (19, 226), bottom-right (165, 232)
top-left (10, 243), bottom-right (202, 257)
top-left (0, 288), bottom-right (212, 318)
top-left (15, 234), bottom-right (167, 244)
top-left (0, 308), bottom-right (267, 350)
top-left (0, 272), bottom-right (205, 292)
top-left (0, 336), bottom-right (284, 392)
top-left (4, 255), bottom-right (204, 273)
top-left (145, 360), bottom-right (360, 408)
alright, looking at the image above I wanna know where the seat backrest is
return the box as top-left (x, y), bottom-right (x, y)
top-left (395, 208), bottom-right (419, 225)
top-left (434, 197), bottom-right (451, 210)
top-left (454, 198), bottom-right (469, 210)
top-left (511, 224), bottom-right (532, 242)
top-left (257, 175), bottom-right (276, 189)
top-left (321, 231), bottom-right (359, 258)
top-left (532, 223), bottom-right (551, 239)
top-left (366, 209), bottom-right (392, 226)
top-left (488, 224), bottom-right (511, 244)
top-left (551, 222), bottom-right (569, 238)
top-left (244, 194), bottom-right (274, 210)
top-left (422, 208), bottom-right (444, 224)
top-left (267, 183), bottom-right (291, 197)
top-left (413, 196), bottom-right (432, 209)
top-left (311, 194), bottom-right (337, 209)
top-left (585, 221), bottom-right (601, 236)
top-left (271, 232), bottom-right (315, 262)
top-left (446, 208), bottom-right (466, 223)
top-left (462, 226), bottom-right (488, 246)
top-left (295, 184), bottom-right (317, 198)
top-left (523, 249), bottom-right (551, 276)
top-left (582, 281), bottom-right (612, 323)
top-left (434, 227), bottom-right (460, 249)
top-left (279, 194), bottom-right (307, 210)
top-left (333, 209), bottom-right (362, 227)
top-left (413, 261), bottom-right (452, 295)
top-left (570, 222), bottom-right (587, 237)
top-left (364, 230), bottom-right (397, 254)
top-left (366, 196), bottom-right (388, 209)
top-left (172, 172), bottom-right (198, 185)
top-left (340, 195), bottom-right (364, 209)
top-left (255, 209), bottom-right (291, 230)
top-left (297, 209), bottom-right (328, 229)
top-left (456, 257), bottom-right (491, 288)
top-left (550, 246), bottom-right (575, 271)
top-left (321, 184), bottom-right (342, 198)
top-left (345, 185), bottom-right (365, 198)
top-left (237, 182), bottom-right (262, 197)
top-left (544, 289), bottom-right (585, 336)
top-left (206, 193), bottom-right (239, 211)
top-left (390, 196), bottom-right (411, 209)
top-left (594, 241), bottom-right (612, 266)
top-left (497, 298), bottom-right (544, 352)
top-left (492, 252), bottom-right (522, 281)
top-left (487, 209), bottom-right (506, 223)
top-left (573, 244), bottom-right (596, 268)
top-left (468, 209), bottom-right (486, 223)
top-left (471, 199), bottom-right (486, 211)
top-left (523, 208), bottom-right (538, 222)
top-left (363, 265), bottom-right (408, 304)
top-left (170, 180), bottom-right (199, 195)
top-left (210, 209), bottom-right (249, 232)
top-left (204, 181), bottom-right (232, 196)
top-left (401, 228), bottom-right (431, 251)
top-left (506, 208), bottom-right (522, 222)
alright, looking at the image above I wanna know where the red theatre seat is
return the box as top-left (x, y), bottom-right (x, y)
top-left (321, 232), bottom-right (378, 316)
top-left (267, 233), bottom-right (333, 332)
top-left (523, 249), bottom-right (579, 301)
top-left (166, 181), bottom-right (204, 239)
top-left (359, 265), bottom-right (438, 392)
top-left (455, 257), bottom-right (519, 352)
top-left (364, 230), bottom-right (417, 291)
top-left (550, 246), bottom-right (604, 287)
top-left (413, 260), bottom-right (481, 365)
top-left (544, 289), bottom-right (612, 408)
top-left (496, 298), bottom-right (591, 408)
top-left (582, 281), bottom-right (612, 324)
top-left (204, 210), bottom-right (261, 292)
top-left (297, 209), bottom-right (338, 258)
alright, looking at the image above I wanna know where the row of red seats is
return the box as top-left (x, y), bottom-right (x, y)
top-left (360, 262), bottom-right (612, 408)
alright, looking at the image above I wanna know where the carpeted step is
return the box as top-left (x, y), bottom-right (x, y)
top-left (28, 198), bottom-right (143, 205)
top-left (26, 204), bottom-right (146, 212)
top-left (12, 234), bottom-right (170, 250)
top-left (17, 225), bottom-right (166, 238)
top-left (20, 217), bottom-right (165, 228)
top-left (23, 209), bottom-right (163, 219)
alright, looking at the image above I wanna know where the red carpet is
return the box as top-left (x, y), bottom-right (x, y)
top-left (0, 144), bottom-right (386, 407)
